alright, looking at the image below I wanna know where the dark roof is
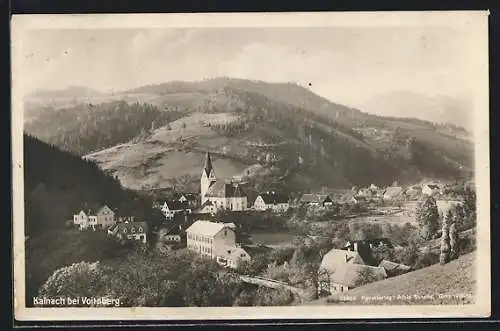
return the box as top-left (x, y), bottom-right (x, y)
top-left (258, 191), bottom-right (289, 204)
top-left (241, 244), bottom-right (273, 257)
top-left (109, 221), bottom-right (148, 235)
top-left (205, 182), bottom-right (247, 198)
top-left (345, 238), bottom-right (393, 248)
top-left (426, 184), bottom-right (441, 190)
top-left (164, 200), bottom-right (190, 210)
top-left (179, 193), bottom-right (198, 201)
top-left (164, 225), bottom-right (182, 236)
top-left (300, 194), bottom-right (332, 203)
top-left (201, 200), bottom-right (214, 207)
top-left (203, 152), bottom-right (214, 177)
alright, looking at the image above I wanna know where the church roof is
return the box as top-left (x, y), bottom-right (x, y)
top-left (203, 152), bottom-right (214, 177)
top-left (205, 182), bottom-right (247, 198)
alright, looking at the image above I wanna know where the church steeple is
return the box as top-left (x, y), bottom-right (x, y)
top-left (203, 151), bottom-right (214, 177)
top-left (201, 151), bottom-right (216, 204)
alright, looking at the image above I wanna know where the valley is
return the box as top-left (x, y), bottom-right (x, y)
top-left (24, 78), bottom-right (474, 196)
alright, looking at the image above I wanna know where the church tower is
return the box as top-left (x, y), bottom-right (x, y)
top-left (201, 151), bottom-right (216, 203)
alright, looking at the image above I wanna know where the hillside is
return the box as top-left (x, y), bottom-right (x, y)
top-left (24, 101), bottom-right (185, 155)
top-left (25, 78), bottom-right (474, 193)
top-left (358, 90), bottom-right (473, 132)
top-left (307, 252), bottom-right (476, 305)
top-left (24, 134), bottom-right (158, 238)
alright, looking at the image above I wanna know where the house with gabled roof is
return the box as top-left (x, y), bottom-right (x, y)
top-left (96, 205), bottom-right (115, 229)
top-left (107, 221), bottom-right (148, 244)
top-left (318, 248), bottom-right (387, 295)
top-left (186, 220), bottom-right (257, 268)
top-left (422, 183), bottom-right (443, 196)
top-left (174, 192), bottom-right (199, 208)
top-left (195, 200), bottom-right (218, 215)
top-left (161, 200), bottom-right (191, 220)
top-left (253, 191), bottom-right (290, 212)
top-left (300, 193), bottom-right (333, 207)
top-left (382, 186), bottom-right (403, 200)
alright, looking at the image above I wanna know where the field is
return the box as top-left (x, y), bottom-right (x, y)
top-left (85, 112), bottom-right (249, 190)
top-left (306, 251), bottom-right (476, 306)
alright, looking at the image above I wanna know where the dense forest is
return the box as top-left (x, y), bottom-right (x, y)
top-left (24, 134), bottom-right (163, 238)
top-left (207, 89), bottom-right (471, 187)
top-left (24, 101), bottom-right (185, 155)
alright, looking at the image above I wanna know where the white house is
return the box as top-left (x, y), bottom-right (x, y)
top-left (195, 200), bottom-right (217, 215)
top-left (96, 205), bottom-right (115, 229)
top-left (253, 191), bottom-right (289, 212)
top-left (73, 209), bottom-right (98, 230)
top-left (422, 183), bottom-right (442, 196)
top-left (186, 220), bottom-right (251, 268)
top-left (318, 248), bottom-right (387, 295)
top-left (382, 186), bottom-right (403, 200)
top-left (73, 210), bottom-right (89, 230)
top-left (161, 200), bottom-right (191, 220)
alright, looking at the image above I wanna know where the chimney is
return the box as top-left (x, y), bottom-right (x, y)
top-left (353, 242), bottom-right (358, 252)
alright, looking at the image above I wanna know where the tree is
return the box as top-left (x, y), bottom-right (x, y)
top-left (354, 267), bottom-right (378, 287)
top-left (252, 286), bottom-right (294, 306)
top-left (449, 222), bottom-right (459, 260)
top-left (372, 244), bottom-right (395, 263)
top-left (38, 261), bottom-right (111, 306)
top-left (415, 196), bottom-right (440, 240)
top-left (439, 209), bottom-right (452, 265)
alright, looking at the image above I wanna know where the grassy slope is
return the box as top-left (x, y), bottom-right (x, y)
top-left (85, 112), bottom-right (251, 191)
top-left (307, 252), bottom-right (476, 305)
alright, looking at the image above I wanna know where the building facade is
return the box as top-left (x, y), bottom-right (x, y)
top-left (253, 191), bottom-right (290, 212)
top-left (200, 152), bottom-right (248, 211)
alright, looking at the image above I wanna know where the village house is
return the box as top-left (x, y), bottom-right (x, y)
top-left (344, 238), bottom-right (393, 251)
top-left (161, 200), bottom-right (191, 220)
top-left (73, 209), bottom-right (93, 230)
top-left (422, 183), bottom-right (442, 196)
top-left (96, 205), bottom-right (116, 229)
top-left (159, 224), bottom-right (184, 243)
top-left (318, 249), bottom-right (387, 295)
top-left (300, 193), bottom-right (334, 207)
top-left (200, 152), bottom-right (248, 211)
top-left (195, 200), bottom-right (218, 215)
top-left (174, 192), bottom-right (200, 209)
top-left (253, 191), bottom-right (290, 212)
top-left (318, 237), bottom-right (411, 296)
top-left (107, 221), bottom-right (148, 244)
top-left (356, 188), bottom-right (373, 198)
top-left (382, 186), bottom-right (403, 201)
top-left (186, 220), bottom-right (252, 268)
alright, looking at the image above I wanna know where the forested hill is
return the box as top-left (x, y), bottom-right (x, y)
top-left (24, 78), bottom-right (474, 192)
top-left (24, 134), bottom-right (158, 238)
top-left (24, 101), bottom-right (185, 155)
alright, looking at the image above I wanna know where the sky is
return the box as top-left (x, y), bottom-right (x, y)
top-left (19, 26), bottom-right (479, 107)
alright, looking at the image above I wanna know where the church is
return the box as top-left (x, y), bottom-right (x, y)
top-left (200, 152), bottom-right (248, 211)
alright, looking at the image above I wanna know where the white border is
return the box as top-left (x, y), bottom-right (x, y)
top-left (11, 11), bottom-right (491, 321)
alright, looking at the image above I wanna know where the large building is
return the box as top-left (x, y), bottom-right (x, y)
top-left (186, 220), bottom-right (254, 268)
top-left (200, 152), bottom-right (247, 211)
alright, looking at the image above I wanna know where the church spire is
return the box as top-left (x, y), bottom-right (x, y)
top-left (203, 151), bottom-right (213, 176)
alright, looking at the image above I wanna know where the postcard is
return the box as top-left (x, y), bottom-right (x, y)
top-left (12, 11), bottom-right (490, 321)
